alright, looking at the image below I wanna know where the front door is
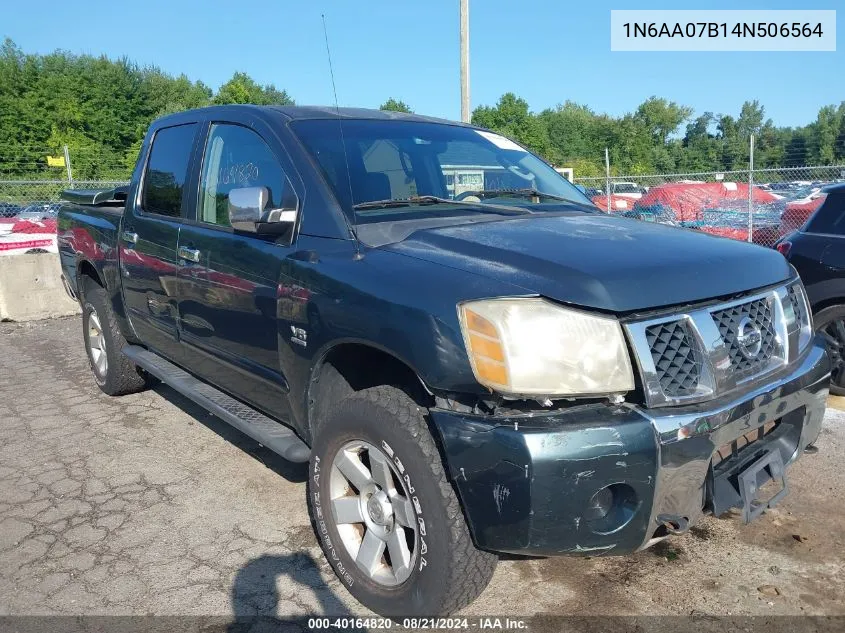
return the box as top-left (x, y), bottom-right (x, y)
top-left (175, 121), bottom-right (301, 421)
top-left (121, 122), bottom-right (199, 359)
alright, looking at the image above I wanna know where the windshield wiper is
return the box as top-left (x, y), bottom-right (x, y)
top-left (464, 188), bottom-right (576, 202)
top-left (352, 195), bottom-right (532, 215)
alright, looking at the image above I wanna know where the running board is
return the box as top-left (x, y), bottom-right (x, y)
top-left (123, 345), bottom-right (310, 463)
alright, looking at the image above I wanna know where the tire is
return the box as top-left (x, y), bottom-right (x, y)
top-left (307, 385), bottom-right (497, 617)
top-left (81, 278), bottom-right (157, 396)
top-left (815, 304), bottom-right (845, 396)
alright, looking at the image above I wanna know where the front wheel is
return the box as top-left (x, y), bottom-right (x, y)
top-left (815, 304), bottom-right (845, 396)
top-left (307, 386), bottom-right (497, 617)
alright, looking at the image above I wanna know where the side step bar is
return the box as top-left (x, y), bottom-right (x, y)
top-left (123, 345), bottom-right (310, 463)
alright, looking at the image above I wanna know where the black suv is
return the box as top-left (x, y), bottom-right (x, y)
top-left (777, 183), bottom-right (845, 394)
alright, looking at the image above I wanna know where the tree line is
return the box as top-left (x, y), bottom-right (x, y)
top-left (1, 38), bottom-right (844, 180)
top-left (470, 94), bottom-right (845, 177)
top-left (0, 39), bottom-right (293, 179)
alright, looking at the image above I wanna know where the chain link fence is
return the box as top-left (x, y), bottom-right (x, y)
top-left (0, 145), bottom-right (130, 255)
top-left (575, 164), bottom-right (844, 249)
top-left (0, 144), bottom-right (131, 217)
top-left (1, 144), bottom-right (843, 252)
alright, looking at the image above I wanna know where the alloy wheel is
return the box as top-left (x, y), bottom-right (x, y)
top-left (820, 318), bottom-right (845, 388)
top-left (329, 440), bottom-right (418, 586)
top-left (87, 308), bottom-right (108, 378)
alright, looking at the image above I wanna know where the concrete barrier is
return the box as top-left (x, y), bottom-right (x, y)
top-left (0, 254), bottom-right (80, 321)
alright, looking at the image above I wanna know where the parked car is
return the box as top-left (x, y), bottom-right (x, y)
top-left (18, 201), bottom-right (62, 219)
top-left (0, 202), bottom-right (23, 218)
top-left (776, 183), bottom-right (845, 394)
top-left (58, 105), bottom-right (829, 617)
top-left (611, 181), bottom-right (647, 199)
top-left (779, 187), bottom-right (828, 236)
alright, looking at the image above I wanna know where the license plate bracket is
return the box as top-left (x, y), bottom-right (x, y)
top-left (738, 449), bottom-right (788, 524)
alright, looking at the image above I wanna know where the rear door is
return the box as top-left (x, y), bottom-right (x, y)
top-left (175, 119), bottom-right (302, 421)
top-left (121, 123), bottom-right (199, 359)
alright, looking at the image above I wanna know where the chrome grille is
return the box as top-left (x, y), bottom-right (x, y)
top-left (625, 281), bottom-right (811, 408)
top-left (645, 321), bottom-right (701, 397)
top-left (712, 298), bottom-right (777, 379)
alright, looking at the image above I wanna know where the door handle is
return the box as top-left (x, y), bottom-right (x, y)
top-left (178, 246), bottom-right (201, 263)
top-left (122, 231), bottom-right (138, 246)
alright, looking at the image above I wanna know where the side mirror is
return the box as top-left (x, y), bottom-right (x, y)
top-left (228, 187), bottom-right (268, 232)
top-left (228, 186), bottom-right (298, 233)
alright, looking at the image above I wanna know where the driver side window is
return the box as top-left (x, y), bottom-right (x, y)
top-left (198, 123), bottom-right (295, 227)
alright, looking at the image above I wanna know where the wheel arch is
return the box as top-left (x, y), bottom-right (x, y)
top-left (811, 296), bottom-right (845, 318)
top-left (76, 258), bottom-right (104, 302)
top-left (306, 340), bottom-right (434, 441)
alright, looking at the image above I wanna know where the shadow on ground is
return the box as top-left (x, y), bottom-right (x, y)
top-left (227, 553), bottom-right (353, 631)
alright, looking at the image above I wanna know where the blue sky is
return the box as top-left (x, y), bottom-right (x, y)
top-left (3, 0), bottom-right (843, 127)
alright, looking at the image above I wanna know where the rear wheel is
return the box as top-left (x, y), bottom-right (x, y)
top-left (307, 385), bottom-right (497, 617)
top-left (82, 278), bottom-right (156, 396)
top-left (815, 304), bottom-right (845, 396)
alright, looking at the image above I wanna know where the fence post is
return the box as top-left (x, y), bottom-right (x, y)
top-left (747, 135), bottom-right (754, 242)
top-left (604, 147), bottom-right (611, 213)
top-left (63, 145), bottom-right (73, 185)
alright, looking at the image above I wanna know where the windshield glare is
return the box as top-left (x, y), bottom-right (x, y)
top-left (291, 119), bottom-right (593, 223)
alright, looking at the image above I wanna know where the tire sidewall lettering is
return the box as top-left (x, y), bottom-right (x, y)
top-left (312, 456), bottom-right (356, 587)
top-left (381, 439), bottom-right (427, 573)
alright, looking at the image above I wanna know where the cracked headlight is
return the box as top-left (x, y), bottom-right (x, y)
top-left (458, 297), bottom-right (635, 397)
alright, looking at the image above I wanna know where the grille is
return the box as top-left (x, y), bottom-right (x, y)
top-left (712, 298), bottom-right (777, 379)
top-left (645, 320), bottom-right (701, 397)
top-left (627, 283), bottom-right (803, 407)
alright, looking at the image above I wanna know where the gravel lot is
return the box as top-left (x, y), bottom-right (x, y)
top-left (1, 316), bottom-right (844, 619)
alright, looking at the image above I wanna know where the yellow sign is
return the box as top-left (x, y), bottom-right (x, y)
top-left (46, 155), bottom-right (66, 167)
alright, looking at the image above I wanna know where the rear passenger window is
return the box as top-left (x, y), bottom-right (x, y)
top-left (808, 192), bottom-right (845, 235)
top-left (142, 124), bottom-right (198, 217)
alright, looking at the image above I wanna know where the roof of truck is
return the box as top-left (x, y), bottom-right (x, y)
top-left (271, 105), bottom-right (467, 125)
top-left (153, 104), bottom-right (469, 128)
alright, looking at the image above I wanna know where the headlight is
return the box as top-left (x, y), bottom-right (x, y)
top-left (458, 297), bottom-right (635, 397)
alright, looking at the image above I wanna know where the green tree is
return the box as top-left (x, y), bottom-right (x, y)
top-left (471, 93), bottom-right (550, 157)
top-left (634, 96), bottom-right (693, 145)
top-left (212, 72), bottom-right (294, 106)
top-left (379, 98), bottom-right (412, 113)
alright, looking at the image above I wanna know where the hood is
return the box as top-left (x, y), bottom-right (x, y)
top-left (382, 214), bottom-right (793, 313)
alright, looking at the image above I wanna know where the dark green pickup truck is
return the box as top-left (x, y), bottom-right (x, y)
top-left (58, 105), bottom-right (830, 617)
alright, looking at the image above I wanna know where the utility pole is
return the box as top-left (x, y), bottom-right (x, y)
top-left (63, 145), bottom-right (73, 184)
top-left (460, 0), bottom-right (470, 123)
top-left (747, 134), bottom-right (755, 242)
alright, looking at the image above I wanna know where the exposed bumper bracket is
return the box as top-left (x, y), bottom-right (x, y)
top-left (739, 449), bottom-right (788, 524)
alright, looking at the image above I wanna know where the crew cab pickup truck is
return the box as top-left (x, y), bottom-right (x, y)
top-left (58, 105), bottom-right (830, 617)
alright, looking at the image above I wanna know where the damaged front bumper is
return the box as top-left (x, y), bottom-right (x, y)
top-left (429, 340), bottom-right (830, 556)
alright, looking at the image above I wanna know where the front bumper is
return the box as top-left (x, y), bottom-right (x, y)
top-left (429, 340), bottom-right (830, 556)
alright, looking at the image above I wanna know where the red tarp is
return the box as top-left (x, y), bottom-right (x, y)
top-left (591, 195), bottom-right (638, 213)
top-left (696, 225), bottom-right (780, 245)
top-left (780, 195), bottom-right (826, 236)
top-left (635, 183), bottom-right (777, 222)
top-left (11, 218), bottom-right (58, 234)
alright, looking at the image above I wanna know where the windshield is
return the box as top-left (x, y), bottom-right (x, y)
top-left (291, 119), bottom-right (593, 226)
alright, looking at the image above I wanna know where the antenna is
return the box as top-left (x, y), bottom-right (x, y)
top-left (322, 14), bottom-right (361, 259)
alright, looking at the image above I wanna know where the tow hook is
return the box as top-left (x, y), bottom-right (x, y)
top-left (804, 444), bottom-right (819, 454)
top-left (657, 514), bottom-right (690, 535)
